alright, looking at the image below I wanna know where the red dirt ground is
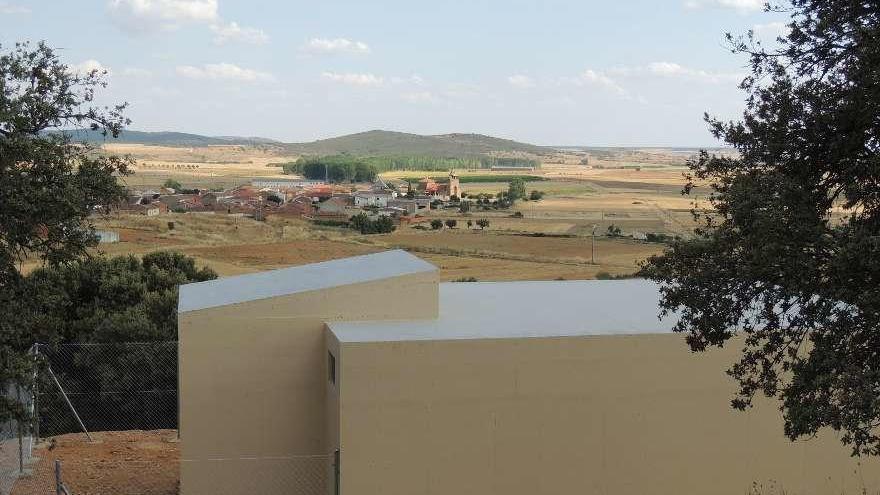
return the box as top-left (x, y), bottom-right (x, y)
top-left (11, 430), bottom-right (179, 495)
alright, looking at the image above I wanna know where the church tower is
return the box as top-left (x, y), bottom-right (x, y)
top-left (449, 170), bottom-right (461, 198)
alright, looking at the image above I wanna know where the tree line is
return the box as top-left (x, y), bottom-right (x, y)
top-left (283, 155), bottom-right (379, 183)
top-left (282, 154), bottom-right (541, 179)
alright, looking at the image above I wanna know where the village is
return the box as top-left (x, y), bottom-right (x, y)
top-left (5, 1), bottom-right (879, 493)
top-left (119, 171), bottom-right (467, 226)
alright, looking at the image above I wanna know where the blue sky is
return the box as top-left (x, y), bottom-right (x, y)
top-left (0, 0), bottom-right (789, 146)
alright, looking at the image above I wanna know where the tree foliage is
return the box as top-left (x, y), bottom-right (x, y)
top-left (23, 252), bottom-right (217, 344)
top-left (349, 213), bottom-right (396, 234)
top-left (283, 155), bottom-right (541, 177)
top-left (24, 252), bottom-right (216, 435)
top-left (163, 178), bottom-right (182, 191)
top-left (284, 155), bottom-right (378, 183)
top-left (0, 41), bottom-right (132, 426)
top-left (642, 1), bottom-right (880, 456)
top-left (507, 178), bottom-right (527, 202)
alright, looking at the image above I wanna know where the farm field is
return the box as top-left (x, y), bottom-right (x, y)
top-left (75, 143), bottom-right (707, 281)
top-left (79, 213), bottom-right (659, 280)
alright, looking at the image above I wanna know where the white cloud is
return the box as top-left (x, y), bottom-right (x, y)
top-left (645, 61), bottom-right (742, 83)
top-left (302, 38), bottom-right (371, 55)
top-left (391, 75), bottom-right (425, 85)
top-left (684, 0), bottom-right (763, 13)
top-left (176, 63), bottom-right (275, 83)
top-left (507, 75), bottom-right (536, 89)
top-left (753, 21), bottom-right (789, 40)
top-left (210, 21), bottom-right (269, 45)
top-left (321, 72), bottom-right (383, 87)
top-left (108, 0), bottom-right (218, 31)
top-left (70, 60), bottom-right (110, 76)
top-left (561, 70), bottom-right (627, 96)
top-left (401, 91), bottom-right (438, 104)
top-left (108, 0), bottom-right (267, 45)
top-left (0, 2), bottom-right (30, 14)
top-left (121, 67), bottom-right (153, 77)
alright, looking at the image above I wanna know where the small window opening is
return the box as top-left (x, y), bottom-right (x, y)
top-left (329, 352), bottom-right (337, 384)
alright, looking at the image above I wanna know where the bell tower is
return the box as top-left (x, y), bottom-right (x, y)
top-left (449, 170), bottom-right (461, 198)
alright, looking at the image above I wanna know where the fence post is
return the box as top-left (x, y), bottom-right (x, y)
top-left (33, 344), bottom-right (40, 443)
top-left (55, 460), bottom-right (62, 495)
top-left (18, 420), bottom-right (24, 474)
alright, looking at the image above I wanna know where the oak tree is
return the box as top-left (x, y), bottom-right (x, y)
top-left (0, 41), bottom-right (131, 427)
top-left (642, 1), bottom-right (880, 455)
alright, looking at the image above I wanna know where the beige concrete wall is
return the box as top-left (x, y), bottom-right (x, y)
top-left (179, 270), bottom-right (438, 495)
top-left (338, 334), bottom-right (880, 495)
top-left (325, 328), bottom-right (342, 495)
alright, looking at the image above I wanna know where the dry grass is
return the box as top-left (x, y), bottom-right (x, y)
top-left (56, 147), bottom-right (694, 280)
top-left (59, 212), bottom-right (666, 280)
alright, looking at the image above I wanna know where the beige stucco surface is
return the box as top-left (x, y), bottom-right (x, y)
top-left (178, 270), bottom-right (438, 495)
top-left (336, 333), bottom-right (880, 495)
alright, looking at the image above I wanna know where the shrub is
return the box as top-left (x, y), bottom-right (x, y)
top-left (595, 271), bottom-right (638, 280)
top-left (163, 179), bottom-right (182, 191)
top-left (445, 219), bottom-right (457, 229)
top-left (507, 178), bottom-right (527, 202)
top-left (349, 213), bottom-right (395, 234)
top-left (431, 219), bottom-right (444, 230)
top-left (312, 219), bottom-right (349, 228)
top-left (476, 218), bottom-right (490, 229)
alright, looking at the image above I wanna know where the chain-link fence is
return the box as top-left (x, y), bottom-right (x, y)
top-left (3, 342), bottom-right (179, 495)
top-left (3, 342), bottom-right (332, 495)
top-left (36, 342), bottom-right (179, 438)
top-left (1, 382), bottom-right (35, 495)
top-left (1, 344), bottom-right (37, 495)
top-left (180, 455), bottom-right (332, 495)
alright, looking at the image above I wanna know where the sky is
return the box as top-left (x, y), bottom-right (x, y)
top-left (0, 0), bottom-right (790, 146)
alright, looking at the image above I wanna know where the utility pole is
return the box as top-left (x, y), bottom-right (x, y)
top-left (591, 224), bottom-right (598, 265)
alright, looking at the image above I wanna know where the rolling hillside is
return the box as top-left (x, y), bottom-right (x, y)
top-left (62, 128), bottom-right (549, 157)
top-left (287, 130), bottom-right (549, 157)
top-left (59, 129), bottom-right (280, 147)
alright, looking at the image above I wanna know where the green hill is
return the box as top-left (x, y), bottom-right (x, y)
top-left (58, 128), bottom-right (548, 157)
top-left (286, 130), bottom-right (549, 157)
top-left (58, 129), bottom-right (280, 147)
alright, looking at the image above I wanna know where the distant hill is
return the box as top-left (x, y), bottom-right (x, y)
top-left (286, 130), bottom-right (549, 157)
top-left (58, 128), bottom-right (548, 157)
top-left (58, 129), bottom-right (281, 147)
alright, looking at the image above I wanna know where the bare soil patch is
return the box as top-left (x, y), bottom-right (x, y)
top-left (12, 430), bottom-right (179, 495)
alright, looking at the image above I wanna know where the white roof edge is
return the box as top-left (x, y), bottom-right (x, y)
top-left (178, 249), bottom-right (436, 314)
top-left (328, 280), bottom-right (680, 343)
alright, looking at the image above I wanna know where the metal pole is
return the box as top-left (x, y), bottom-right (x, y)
top-left (32, 344), bottom-right (39, 444)
top-left (55, 460), bottom-right (62, 495)
top-left (18, 421), bottom-right (23, 473)
top-left (47, 366), bottom-right (93, 442)
top-left (591, 225), bottom-right (597, 265)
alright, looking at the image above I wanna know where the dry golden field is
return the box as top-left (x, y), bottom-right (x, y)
top-left (79, 143), bottom-right (706, 281)
top-left (107, 143), bottom-right (297, 190)
top-left (77, 213), bottom-right (658, 281)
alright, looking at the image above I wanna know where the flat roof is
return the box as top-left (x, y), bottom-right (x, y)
top-left (329, 280), bottom-right (679, 342)
top-left (178, 250), bottom-right (436, 313)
